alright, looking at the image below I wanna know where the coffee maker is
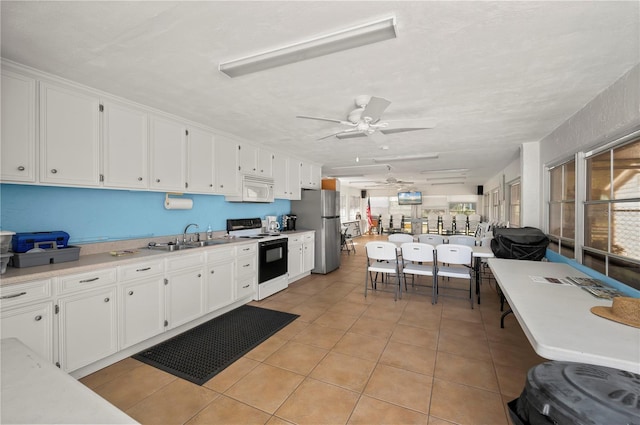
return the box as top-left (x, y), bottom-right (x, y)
top-left (282, 214), bottom-right (297, 231)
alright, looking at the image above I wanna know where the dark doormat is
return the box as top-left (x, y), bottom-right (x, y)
top-left (132, 305), bottom-right (299, 385)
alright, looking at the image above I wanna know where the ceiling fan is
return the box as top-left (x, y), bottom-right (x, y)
top-left (297, 95), bottom-right (435, 140)
top-left (361, 165), bottom-right (415, 187)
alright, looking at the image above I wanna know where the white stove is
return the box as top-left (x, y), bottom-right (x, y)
top-left (227, 218), bottom-right (289, 301)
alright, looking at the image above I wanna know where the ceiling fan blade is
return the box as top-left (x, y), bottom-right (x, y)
top-left (380, 127), bottom-right (432, 135)
top-left (318, 131), bottom-right (346, 140)
top-left (361, 96), bottom-right (391, 123)
top-left (296, 115), bottom-right (352, 125)
top-left (336, 131), bottom-right (367, 140)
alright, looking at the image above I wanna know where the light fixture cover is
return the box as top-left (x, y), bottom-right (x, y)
top-left (219, 16), bottom-right (397, 77)
top-left (373, 153), bottom-right (439, 163)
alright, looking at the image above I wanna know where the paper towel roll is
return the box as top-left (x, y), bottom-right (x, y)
top-left (164, 197), bottom-right (193, 210)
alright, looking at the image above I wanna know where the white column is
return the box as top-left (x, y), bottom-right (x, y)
top-left (521, 141), bottom-right (541, 228)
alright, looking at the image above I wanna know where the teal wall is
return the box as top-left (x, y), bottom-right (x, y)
top-left (0, 184), bottom-right (291, 244)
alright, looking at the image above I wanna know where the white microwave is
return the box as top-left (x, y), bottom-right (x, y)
top-left (225, 175), bottom-right (274, 203)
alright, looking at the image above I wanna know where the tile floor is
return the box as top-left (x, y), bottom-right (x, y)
top-left (81, 235), bottom-right (546, 425)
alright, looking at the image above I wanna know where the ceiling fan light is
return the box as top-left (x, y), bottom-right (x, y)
top-left (219, 16), bottom-right (397, 77)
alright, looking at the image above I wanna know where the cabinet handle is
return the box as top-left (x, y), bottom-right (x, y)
top-left (156, 178), bottom-right (160, 183)
top-left (104, 297), bottom-right (110, 303)
top-left (136, 267), bottom-right (151, 272)
top-left (0, 291), bottom-right (27, 299)
top-left (242, 284), bottom-right (250, 289)
top-left (197, 273), bottom-right (202, 278)
top-left (17, 166), bottom-right (25, 171)
top-left (138, 177), bottom-right (143, 181)
top-left (79, 277), bottom-right (99, 283)
top-left (210, 184), bottom-right (213, 187)
top-left (210, 270), bottom-right (215, 274)
top-left (243, 263), bottom-right (250, 268)
top-left (242, 247), bottom-right (250, 252)
top-left (51, 169), bottom-right (58, 174)
top-left (128, 291), bottom-right (134, 296)
top-left (220, 184), bottom-right (224, 188)
top-left (34, 315), bottom-right (42, 321)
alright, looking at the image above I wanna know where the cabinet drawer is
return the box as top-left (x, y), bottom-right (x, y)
top-left (237, 277), bottom-right (255, 299)
top-left (236, 243), bottom-right (256, 256)
top-left (58, 268), bottom-right (117, 295)
top-left (288, 235), bottom-right (302, 244)
top-left (303, 234), bottom-right (314, 242)
top-left (0, 279), bottom-right (52, 309)
top-left (118, 260), bottom-right (164, 282)
top-left (206, 246), bottom-right (235, 263)
top-left (165, 252), bottom-right (205, 271)
top-left (236, 254), bottom-right (256, 277)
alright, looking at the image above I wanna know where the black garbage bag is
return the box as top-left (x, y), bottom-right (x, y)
top-left (491, 227), bottom-right (549, 261)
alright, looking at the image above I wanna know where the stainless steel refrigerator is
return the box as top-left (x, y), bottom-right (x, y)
top-left (291, 190), bottom-right (341, 274)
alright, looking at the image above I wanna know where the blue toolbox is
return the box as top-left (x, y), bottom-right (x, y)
top-left (11, 231), bottom-right (70, 253)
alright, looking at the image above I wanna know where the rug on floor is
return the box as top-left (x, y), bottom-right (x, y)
top-left (132, 305), bottom-right (299, 385)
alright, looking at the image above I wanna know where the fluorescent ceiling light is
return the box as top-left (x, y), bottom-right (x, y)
top-left (420, 168), bottom-right (469, 174)
top-left (219, 16), bottom-right (397, 77)
top-left (431, 182), bottom-right (466, 186)
top-left (373, 153), bottom-right (439, 163)
top-left (327, 164), bottom-right (390, 170)
top-left (426, 176), bottom-right (466, 181)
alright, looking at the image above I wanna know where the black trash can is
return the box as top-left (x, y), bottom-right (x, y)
top-left (508, 361), bottom-right (640, 425)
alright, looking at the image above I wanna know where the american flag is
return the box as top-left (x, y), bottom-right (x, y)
top-left (366, 197), bottom-right (373, 227)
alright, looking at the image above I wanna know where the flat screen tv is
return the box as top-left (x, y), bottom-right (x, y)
top-left (398, 191), bottom-right (422, 205)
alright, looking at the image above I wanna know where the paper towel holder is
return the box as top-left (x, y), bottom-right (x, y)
top-left (164, 193), bottom-right (193, 210)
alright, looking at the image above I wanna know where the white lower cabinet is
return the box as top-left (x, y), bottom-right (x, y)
top-left (288, 232), bottom-right (315, 282)
top-left (119, 277), bottom-right (165, 349)
top-left (236, 244), bottom-right (257, 300)
top-left (206, 248), bottom-right (235, 312)
top-left (165, 254), bottom-right (205, 330)
top-left (57, 285), bottom-right (118, 372)
top-left (1, 301), bottom-right (54, 362)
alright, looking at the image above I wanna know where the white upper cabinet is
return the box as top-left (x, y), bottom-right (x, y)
top-left (301, 161), bottom-right (321, 189)
top-left (272, 153), bottom-right (289, 199)
top-left (257, 149), bottom-right (273, 178)
top-left (149, 115), bottom-right (186, 191)
top-left (289, 158), bottom-right (302, 200)
top-left (214, 135), bottom-right (240, 195)
top-left (186, 127), bottom-right (216, 193)
top-left (102, 101), bottom-right (148, 189)
top-left (238, 143), bottom-right (258, 176)
top-left (40, 82), bottom-right (101, 186)
top-left (1, 70), bottom-right (36, 182)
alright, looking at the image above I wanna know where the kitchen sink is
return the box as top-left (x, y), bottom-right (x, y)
top-left (145, 239), bottom-right (230, 251)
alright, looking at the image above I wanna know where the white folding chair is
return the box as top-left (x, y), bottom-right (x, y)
top-left (388, 233), bottom-right (414, 243)
top-left (441, 214), bottom-right (454, 234)
top-left (391, 214), bottom-right (404, 232)
top-left (448, 235), bottom-right (477, 247)
top-left (418, 234), bottom-right (445, 245)
top-left (364, 241), bottom-right (402, 300)
top-left (380, 214), bottom-right (391, 234)
top-left (454, 214), bottom-right (467, 234)
top-left (427, 213), bottom-right (439, 234)
top-left (434, 244), bottom-right (474, 308)
top-left (401, 242), bottom-right (436, 303)
top-left (468, 214), bottom-right (481, 236)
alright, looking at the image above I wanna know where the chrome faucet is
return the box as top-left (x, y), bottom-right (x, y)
top-left (183, 223), bottom-right (199, 244)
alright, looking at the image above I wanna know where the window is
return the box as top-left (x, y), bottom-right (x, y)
top-left (548, 160), bottom-right (575, 258)
top-left (349, 196), bottom-right (361, 220)
top-left (584, 138), bottom-right (640, 288)
top-left (491, 190), bottom-right (500, 221)
top-left (509, 181), bottom-right (521, 227)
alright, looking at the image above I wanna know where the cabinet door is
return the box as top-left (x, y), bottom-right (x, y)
top-left (165, 267), bottom-right (204, 330)
top-left (207, 260), bottom-right (234, 312)
top-left (238, 143), bottom-right (257, 175)
top-left (102, 101), bottom-right (148, 189)
top-left (300, 161), bottom-right (313, 189)
top-left (310, 164), bottom-right (322, 189)
top-left (303, 234), bottom-right (315, 272)
top-left (150, 115), bottom-right (186, 191)
top-left (288, 159), bottom-right (302, 200)
top-left (273, 153), bottom-right (289, 199)
top-left (1, 302), bottom-right (54, 363)
top-left (58, 286), bottom-right (118, 372)
top-left (288, 242), bottom-right (304, 279)
top-left (1, 70), bottom-right (36, 182)
top-left (186, 127), bottom-right (215, 193)
top-left (120, 277), bottom-right (165, 349)
top-left (257, 149), bottom-right (273, 177)
top-left (214, 135), bottom-right (239, 195)
top-left (40, 82), bottom-right (100, 186)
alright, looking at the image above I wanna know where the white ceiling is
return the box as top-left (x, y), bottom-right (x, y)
top-left (2, 1), bottom-right (638, 192)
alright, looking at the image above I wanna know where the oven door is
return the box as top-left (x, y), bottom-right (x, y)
top-left (258, 238), bottom-right (288, 283)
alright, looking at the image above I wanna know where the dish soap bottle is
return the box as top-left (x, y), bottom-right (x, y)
top-left (206, 225), bottom-right (213, 240)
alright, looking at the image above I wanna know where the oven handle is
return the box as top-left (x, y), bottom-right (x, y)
top-left (259, 238), bottom-right (287, 248)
